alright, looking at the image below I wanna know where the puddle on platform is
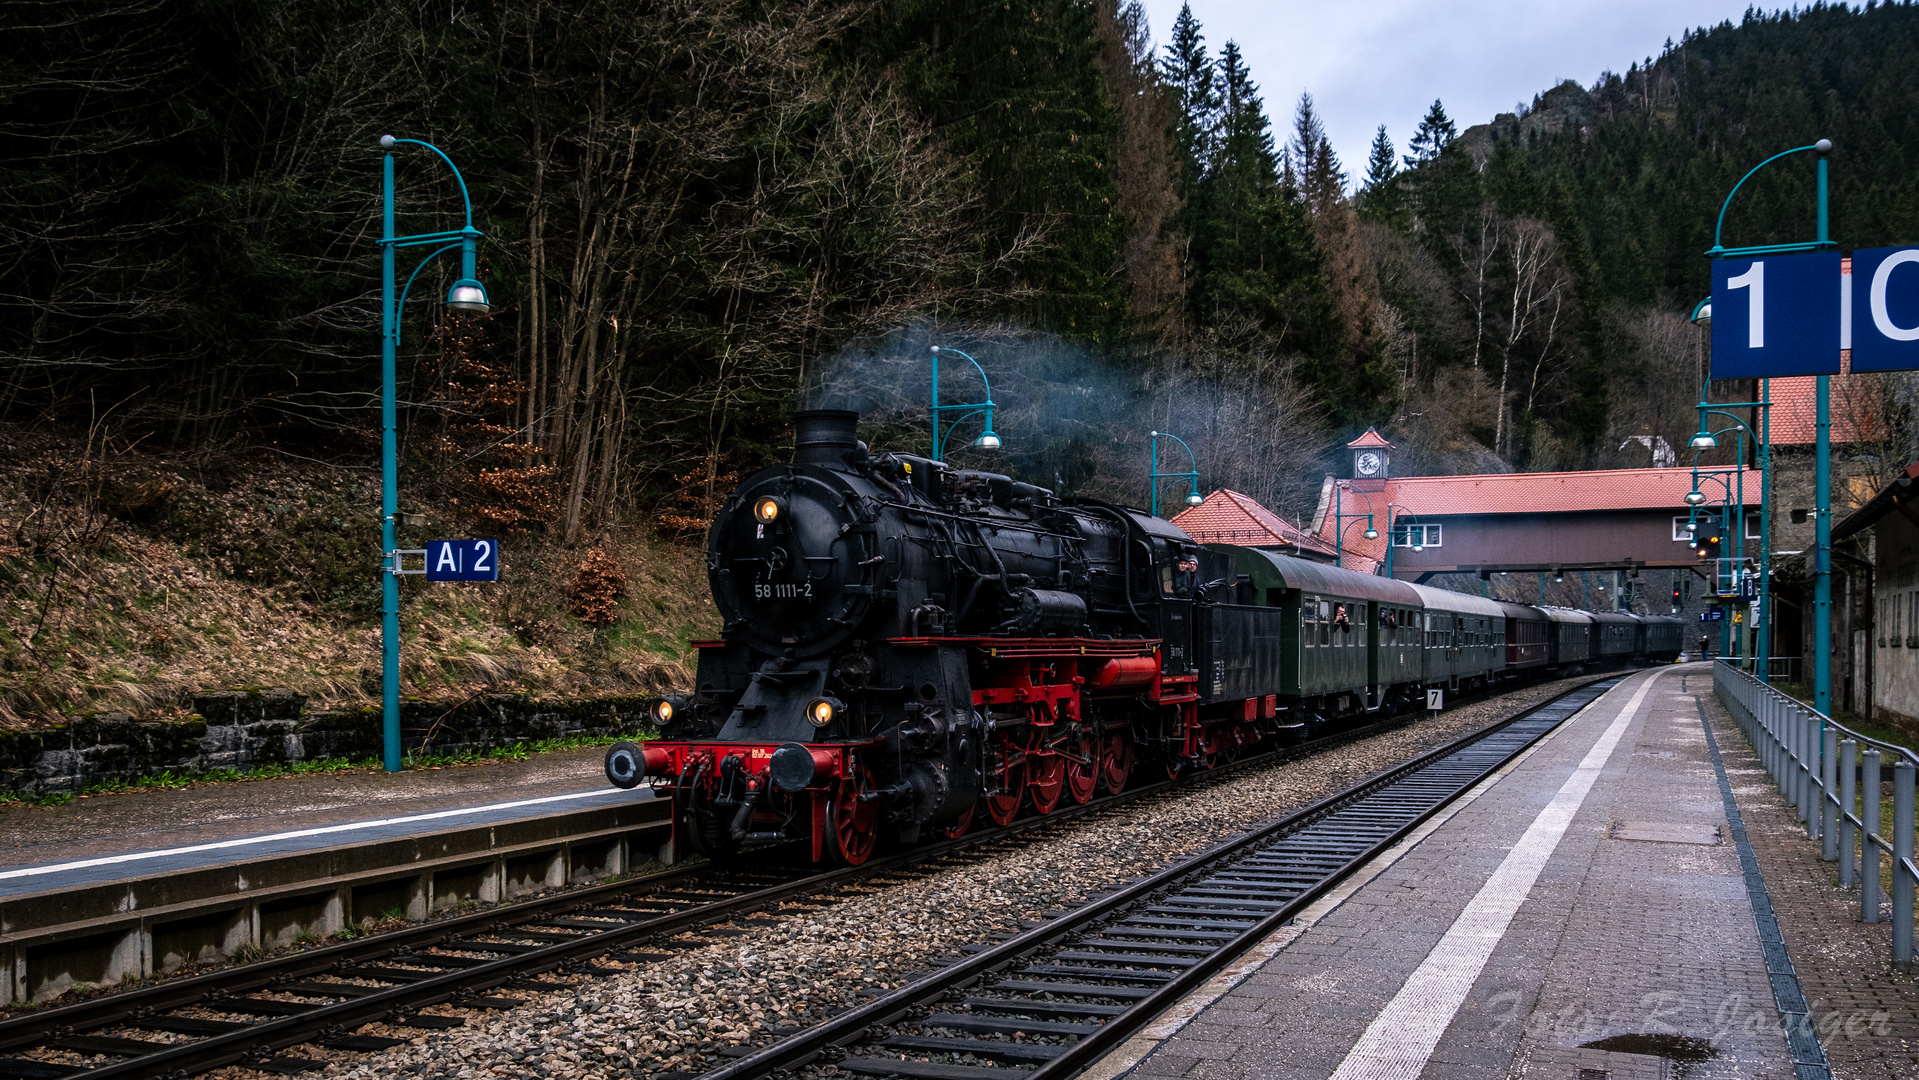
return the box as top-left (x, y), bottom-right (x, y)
top-left (1580, 1033), bottom-right (1720, 1077)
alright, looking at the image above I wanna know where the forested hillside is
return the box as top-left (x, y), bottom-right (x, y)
top-left (1371, 0), bottom-right (1919, 476)
top-left (4, 0), bottom-right (1919, 720)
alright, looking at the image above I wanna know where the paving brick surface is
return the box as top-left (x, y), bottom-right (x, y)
top-left (1707, 692), bottom-right (1919, 1080)
top-left (1115, 668), bottom-right (1802, 1080)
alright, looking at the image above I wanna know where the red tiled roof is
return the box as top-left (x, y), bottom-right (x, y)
top-left (1766, 374), bottom-right (1884, 446)
top-left (1173, 490), bottom-right (1341, 558)
top-left (1308, 467), bottom-right (1760, 566)
top-left (1346, 428), bottom-right (1394, 449)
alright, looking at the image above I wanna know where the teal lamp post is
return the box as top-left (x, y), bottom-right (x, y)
top-left (1704, 138), bottom-right (1833, 711)
top-left (1330, 481), bottom-right (1378, 569)
top-left (1683, 376), bottom-right (1772, 679)
top-left (1382, 504), bottom-right (1423, 579)
top-left (927, 346), bottom-right (1000, 461)
top-left (1147, 431), bottom-right (1205, 517)
top-left (378, 135), bottom-right (491, 772)
top-left (1682, 481), bottom-right (1736, 660)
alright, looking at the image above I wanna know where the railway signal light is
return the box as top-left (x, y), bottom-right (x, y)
top-left (1694, 530), bottom-right (1722, 560)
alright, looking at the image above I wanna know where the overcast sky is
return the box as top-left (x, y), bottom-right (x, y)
top-left (1135, 0), bottom-right (1770, 183)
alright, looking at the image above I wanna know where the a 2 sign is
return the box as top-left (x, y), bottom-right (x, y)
top-left (425, 539), bottom-right (500, 582)
top-left (1711, 248), bottom-right (1919, 377)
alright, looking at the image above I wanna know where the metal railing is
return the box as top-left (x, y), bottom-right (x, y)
top-left (1715, 661), bottom-right (1918, 968)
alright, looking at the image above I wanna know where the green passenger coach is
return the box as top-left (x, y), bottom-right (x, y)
top-left (1205, 545), bottom-right (1425, 724)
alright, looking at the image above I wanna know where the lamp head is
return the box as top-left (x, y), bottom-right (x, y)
top-left (1364, 527), bottom-right (1378, 540)
top-left (1690, 431), bottom-right (1718, 450)
top-left (1816, 137), bottom-right (1833, 154)
top-left (1412, 543), bottom-right (1423, 553)
top-left (1185, 491), bottom-right (1205, 507)
top-left (1690, 299), bottom-right (1712, 327)
top-left (380, 134), bottom-right (396, 150)
top-left (445, 278), bottom-right (491, 314)
top-left (973, 429), bottom-right (1001, 451)
top-left (1685, 489), bottom-right (1707, 506)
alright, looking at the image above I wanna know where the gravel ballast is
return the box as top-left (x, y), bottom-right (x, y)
top-left (187, 675), bottom-right (1610, 1080)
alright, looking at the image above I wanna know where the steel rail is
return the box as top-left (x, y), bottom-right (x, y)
top-left (696, 675), bottom-right (1624, 1080)
top-left (0, 675), bottom-right (1490, 1077)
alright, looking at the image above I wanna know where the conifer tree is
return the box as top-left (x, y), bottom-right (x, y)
top-left (1179, 37), bottom-right (1350, 415)
top-left (1403, 99), bottom-right (1457, 169)
top-left (1160, 3), bottom-right (1220, 188)
top-left (1358, 125), bottom-right (1410, 230)
top-left (1364, 126), bottom-right (1397, 190)
top-left (1288, 93), bottom-right (1345, 214)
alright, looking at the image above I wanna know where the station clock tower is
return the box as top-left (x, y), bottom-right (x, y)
top-left (1347, 428), bottom-right (1393, 492)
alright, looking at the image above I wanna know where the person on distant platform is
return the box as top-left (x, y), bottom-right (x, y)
top-left (1698, 634), bottom-right (1712, 660)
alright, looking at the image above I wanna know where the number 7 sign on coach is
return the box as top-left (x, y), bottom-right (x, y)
top-left (1710, 251), bottom-right (1843, 378)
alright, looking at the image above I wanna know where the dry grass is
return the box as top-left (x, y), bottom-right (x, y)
top-left (0, 425), bottom-right (717, 727)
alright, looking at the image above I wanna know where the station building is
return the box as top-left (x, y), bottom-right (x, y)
top-left (1832, 459), bottom-right (1919, 735)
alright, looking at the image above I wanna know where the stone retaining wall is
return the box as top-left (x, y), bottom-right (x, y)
top-left (0, 689), bottom-right (660, 799)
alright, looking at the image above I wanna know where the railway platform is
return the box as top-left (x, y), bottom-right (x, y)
top-left (0, 746), bottom-right (674, 1006)
top-left (1086, 664), bottom-right (1916, 1080)
top-left (0, 744), bottom-right (642, 896)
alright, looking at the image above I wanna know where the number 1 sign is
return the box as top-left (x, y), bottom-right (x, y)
top-left (1710, 251), bottom-right (1843, 378)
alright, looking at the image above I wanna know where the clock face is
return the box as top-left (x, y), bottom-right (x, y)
top-left (1355, 451), bottom-right (1382, 477)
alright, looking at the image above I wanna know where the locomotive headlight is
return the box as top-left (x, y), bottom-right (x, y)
top-left (754, 496), bottom-right (786, 524)
top-left (805, 697), bottom-right (843, 727)
top-left (652, 699), bottom-right (675, 724)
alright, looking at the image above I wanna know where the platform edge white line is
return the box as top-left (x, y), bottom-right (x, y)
top-left (1082, 675), bottom-right (1636, 1080)
top-left (0, 786), bottom-right (639, 883)
top-left (1325, 670), bottom-right (1662, 1080)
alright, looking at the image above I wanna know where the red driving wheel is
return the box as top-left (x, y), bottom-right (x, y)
top-left (826, 763), bottom-right (879, 866)
top-left (984, 769), bottom-right (1024, 825)
top-left (1027, 752), bottom-right (1065, 815)
top-left (938, 805), bottom-right (975, 840)
top-left (1098, 732), bottom-right (1131, 794)
top-left (1063, 729), bottom-right (1098, 805)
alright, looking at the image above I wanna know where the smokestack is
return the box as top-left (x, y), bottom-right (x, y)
top-left (793, 410), bottom-right (861, 466)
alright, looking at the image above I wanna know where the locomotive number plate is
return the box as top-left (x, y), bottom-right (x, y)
top-left (755, 582), bottom-right (815, 600)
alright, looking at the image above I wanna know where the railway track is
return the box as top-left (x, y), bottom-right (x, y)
top-left (697, 675), bottom-right (1624, 1080)
top-left (0, 677), bottom-right (1497, 1078)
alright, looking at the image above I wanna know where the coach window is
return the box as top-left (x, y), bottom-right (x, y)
top-left (1303, 598), bottom-right (1316, 647)
top-left (1320, 600), bottom-right (1332, 646)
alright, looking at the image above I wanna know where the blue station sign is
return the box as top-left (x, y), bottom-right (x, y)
top-left (1710, 251), bottom-right (1843, 378)
top-left (1849, 246), bottom-right (1919, 372)
top-left (425, 539), bottom-right (501, 582)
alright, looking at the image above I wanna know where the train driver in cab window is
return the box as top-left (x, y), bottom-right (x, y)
top-left (1166, 552), bottom-right (1202, 598)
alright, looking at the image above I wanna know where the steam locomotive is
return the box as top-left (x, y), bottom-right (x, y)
top-left (603, 410), bottom-right (1683, 865)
